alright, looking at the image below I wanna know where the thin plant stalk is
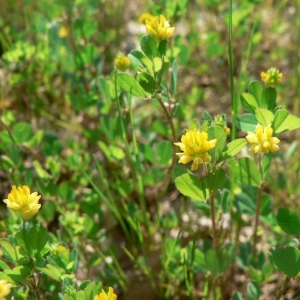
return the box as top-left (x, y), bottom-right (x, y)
top-left (156, 95), bottom-right (177, 194)
top-left (252, 155), bottom-right (263, 257)
top-left (229, 0), bottom-right (237, 141)
top-left (275, 276), bottom-right (290, 300)
top-left (203, 163), bottom-right (218, 248)
top-left (210, 195), bottom-right (218, 249)
top-left (128, 90), bottom-right (151, 235)
top-left (114, 71), bottom-right (152, 235)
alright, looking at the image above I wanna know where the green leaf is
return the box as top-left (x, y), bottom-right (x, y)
top-left (12, 122), bottom-right (32, 144)
top-left (156, 141), bottom-right (172, 166)
top-left (39, 264), bottom-right (62, 281)
top-left (175, 174), bottom-right (208, 201)
top-left (201, 112), bottom-right (213, 124)
top-left (4, 265), bottom-right (31, 284)
top-left (207, 126), bottom-right (226, 165)
top-left (175, 170), bottom-right (225, 202)
top-left (140, 35), bottom-right (157, 58)
top-left (232, 292), bottom-right (244, 300)
top-left (255, 108), bottom-right (274, 126)
top-left (15, 230), bottom-right (33, 257)
top-left (206, 169), bottom-right (226, 195)
top-left (117, 73), bottom-right (149, 98)
top-left (205, 248), bottom-right (233, 276)
top-left (128, 50), bottom-right (145, 68)
top-left (262, 87), bottom-right (276, 111)
top-left (272, 109), bottom-right (289, 133)
top-left (273, 110), bottom-right (300, 133)
top-left (220, 138), bottom-right (247, 161)
top-left (227, 158), bottom-right (261, 187)
top-left (141, 57), bottom-right (155, 76)
top-left (139, 143), bottom-right (155, 163)
top-left (247, 281), bottom-right (261, 300)
top-left (241, 93), bottom-right (258, 114)
top-left (237, 114), bottom-right (258, 132)
top-left (137, 73), bottom-right (156, 94)
top-left (29, 225), bottom-right (48, 253)
top-left (189, 119), bottom-right (199, 130)
top-left (270, 246), bottom-right (300, 277)
top-left (153, 57), bottom-right (162, 73)
top-left (0, 240), bottom-right (17, 264)
top-left (158, 40), bottom-right (168, 57)
top-left (0, 260), bottom-right (11, 271)
top-left (248, 81), bottom-right (263, 106)
top-left (276, 208), bottom-right (300, 236)
top-left (171, 59), bottom-right (178, 97)
top-left (33, 160), bottom-right (52, 179)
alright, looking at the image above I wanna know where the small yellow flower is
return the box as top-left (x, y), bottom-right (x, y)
top-left (94, 287), bottom-right (117, 300)
top-left (3, 185), bottom-right (41, 220)
top-left (0, 280), bottom-right (12, 299)
top-left (145, 15), bottom-right (175, 42)
top-left (174, 129), bottom-right (217, 171)
top-left (246, 124), bottom-right (280, 154)
top-left (138, 12), bottom-right (154, 24)
top-left (225, 127), bottom-right (231, 135)
top-left (261, 67), bottom-right (282, 87)
top-left (58, 26), bottom-right (69, 38)
top-left (114, 53), bottom-right (131, 71)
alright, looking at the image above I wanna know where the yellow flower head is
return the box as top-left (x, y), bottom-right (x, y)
top-left (246, 124), bottom-right (280, 154)
top-left (138, 12), bottom-right (154, 24)
top-left (114, 53), bottom-right (131, 71)
top-left (261, 67), bottom-right (282, 87)
top-left (94, 287), bottom-right (117, 300)
top-left (0, 280), bottom-right (12, 299)
top-left (174, 129), bottom-right (217, 171)
top-left (58, 26), bottom-right (69, 38)
top-left (3, 185), bottom-right (41, 220)
top-left (145, 15), bottom-right (175, 42)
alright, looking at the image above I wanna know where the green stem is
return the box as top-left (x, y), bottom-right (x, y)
top-left (203, 164), bottom-right (218, 248)
top-left (156, 95), bottom-right (177, 194)
top-left (229, 0), bottom-right (237, 141)
top-left (210, 195), bottom-right (218, 249)
top-left (128, 91), bottom-right (151, 235)
top-left (275, 276), bottom-right (290, 300)
top-left (23, 219), bottom-right (26, 231)
top-left (252, 181), bottom-right (263, 258)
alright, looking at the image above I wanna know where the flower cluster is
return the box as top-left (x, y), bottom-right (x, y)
top-left (58, 26), bottom-right (69, 38)
top-left (114, 53), bottom-right (131, 71)
top-left (0, 280), bottom-right (12, 299)
top-left (261, 67), bottom-right (282, 87)
top-left (3, 185), bottom-right (41, 220)
top-left (175, 129), bottom-right (217, 171)
top-left (94, 287), bottom-right (117, 300)
top-left (138, 12), bottom-right (154, 24)
top-left (246, 124), bottom-right (280, 154)
top-left (145, 15), bottom-right (175, 42)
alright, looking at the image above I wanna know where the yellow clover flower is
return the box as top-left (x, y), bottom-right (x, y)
top-left (138, 12), bottom-right (154, 24)
top-left (114, 53), bottom-right (131, 71)
top-left (94, 287), bottom-right (117, 300)
top-left (145, 15), bottom-right (175, 42)
top-left (261, 67), bottom-right (282, 87)
top-left (3, 185), bottom-right (41, 220)
top-left (58, 26), bottom-right (69, 38)
top-left (0, 280), bottom-right (12, 299)
top-left (246, 124), bottom-right (280, 154)
top-left (174, 129), bottom-right (217, 171)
